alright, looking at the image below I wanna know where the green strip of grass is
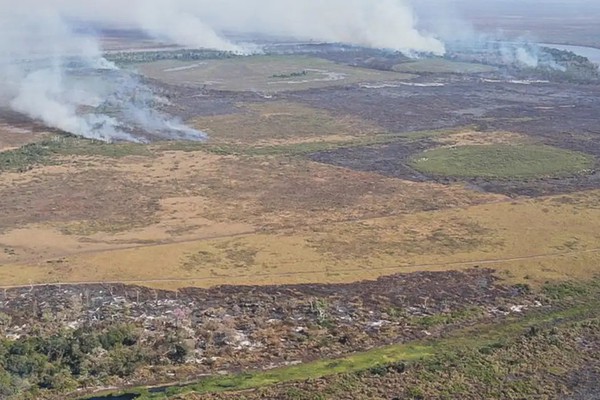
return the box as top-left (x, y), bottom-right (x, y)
top-left (82, 294), bottom-right (598, 400)
top-left (0, 136), bottom-right (152, 172)
top-left (157, 127), bottom-right (465, 157)
top-left (0, 126), bottom-right (474, 173)
top-left (157, 134), bottom-right (402, 156)
top-left (0, 126), bottom-right (464, 173)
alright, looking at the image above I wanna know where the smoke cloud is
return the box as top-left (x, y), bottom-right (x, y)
top-left (0, 0), bottom-right (444, 141)
top-left (414, 1), bottom-right (572, 70)
top-left (54, 0), bottom-right (445, 55)
top-left (0, 3), bottom-right (211, 142)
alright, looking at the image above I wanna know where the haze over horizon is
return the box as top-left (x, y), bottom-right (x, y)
top-left (0, 0), bottom-right (598, 141)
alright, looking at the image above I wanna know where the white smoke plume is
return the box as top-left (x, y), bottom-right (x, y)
top-left (0, 3), bottom-right (210, 142)
top-left (55, 0), bottom-right (445, 55)
top-left (0, 0), bottom-right (444, 141)
top-left (414, 0), bottom-right (577, 70)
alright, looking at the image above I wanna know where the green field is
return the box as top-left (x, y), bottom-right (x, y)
top-left (0, 136), bottom-right (152, 172)
top-left (137, 55), bottom-right (414, 92)
top-left (409, 144), bottom-right (595, 179)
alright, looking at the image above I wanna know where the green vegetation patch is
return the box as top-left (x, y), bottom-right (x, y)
top-left (138, 55), bottom-right (414, 92)
top-left (0, 136), bottom-right (152, 172)
top-left (409, 144), bottom-right (595, 179)
top-left (158, 127), bottom-right (470, 157)
top-left (158, 134), bottom-right (405, 156)
top-left (85, 288), bottom-right (600, 400)
top-left (252, 317), bottom-right (600, 400)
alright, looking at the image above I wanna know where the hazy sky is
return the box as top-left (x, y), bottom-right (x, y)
top-left (0, 0), bottom-right (447, 141)
top-left (1, 0), bottom-right (596, 140)
top-left (2, 0), bottom-right (446, 54)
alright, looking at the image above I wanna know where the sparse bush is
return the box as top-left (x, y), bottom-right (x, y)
top-left (271, 70), bottom-right (308, 79)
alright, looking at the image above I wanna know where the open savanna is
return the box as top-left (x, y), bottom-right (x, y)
top-left (137, 55), bottom-right (415, 92)
top-left (190, 101), bottom-right (384, 145)
top-left (0, 102), bottom-right (599, 291)
top-left (1, 164), bottom-right (599, 289)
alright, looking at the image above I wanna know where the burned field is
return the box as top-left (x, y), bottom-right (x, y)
top-left (0, 269), bottom-right (557, 396)
top-left (1, 43), bottom-right (600, 399)
top-left (299, 80), bottom-right (600, 197)
top-left (1, 269), bottom-right (597, 400)
top-left (1, 46), bottom-right (600, 288)
top-left (144, 46), bottom-right (600, 198)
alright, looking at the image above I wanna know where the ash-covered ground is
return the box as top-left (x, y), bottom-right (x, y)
top-left (1, 38), bottom-right (600, 400)
top-left (140, 42), bottom-right (600, 197)
top-left (0, 269), bottom-right (538, 386)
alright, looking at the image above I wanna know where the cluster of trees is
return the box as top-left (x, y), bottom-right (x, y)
top-left (536, 48), bottom-right (599, 82)
top-left (0, 323), bottom-right (190, 399)
top-left (542, 47), bottom-right (593, 65)
top-left (270, 70), bottom-right (308, 79)
top-left (105, 49), bottom-right (237, 65)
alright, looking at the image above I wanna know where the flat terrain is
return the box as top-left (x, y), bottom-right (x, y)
top-left (138, 55), bottom-right (415, 92)
top-left (409, 144), bottom-right (595, 179)
top-left (1, 53), bottom-right (599, 290)
top-left (0, 47), bottom-right (599, 399)
top-left (392, 58), bottom-right (496, 74)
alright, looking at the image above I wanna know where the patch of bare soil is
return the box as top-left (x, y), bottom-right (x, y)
top-left (0, 109), bottom-right (52, 151)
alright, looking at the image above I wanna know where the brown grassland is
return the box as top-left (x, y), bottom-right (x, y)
top-left (2, 50), bottom-right (600, 400)
top-left (0, 101), bottom-right (598, 291)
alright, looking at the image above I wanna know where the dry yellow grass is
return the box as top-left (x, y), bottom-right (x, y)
top-left (0, 145), bottom-right (499, 274)
top-left (0, 115), bottom-right (598, 290)
top-left (436, 130), bottom-right (530, 147)
top-left (1, 189), bottom-right (599, 289)
top-left (191, 102), bottom-right (383, 145)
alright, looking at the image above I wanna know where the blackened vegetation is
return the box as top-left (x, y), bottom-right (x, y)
top-left (128, 44), bottom-right (600, 198)
top-left (0, 270), bottom-right (537, 399)
top-left (302, 81), bottom-right (600, 197)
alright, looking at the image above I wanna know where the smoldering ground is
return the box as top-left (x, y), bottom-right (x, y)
top-left (0, 4), bottom-right (208, 142)
top-left (0, 0), bottom-right (585, 142)
top-left (0, 0), bottom-right (445, 142)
